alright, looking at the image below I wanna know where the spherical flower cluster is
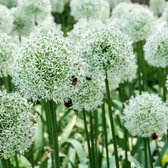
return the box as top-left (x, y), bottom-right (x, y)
top-left (11, 7), bottom-right (34, 36)
top-left (0, 91), bottom-right (36, 159)
top-left (51, 0), bottom-right (66, 13)
top-left (144, 28), bottom-right (168, 68)
top-left (112, 3), bottom-right (156, 42)
top-left (70, 0), bottom-right (110, 21)
top-left (123, 92), bottom-right (168, 137)
top-left (67, 19), bottom-right (103, 45)
top-left (149, 0), bottom-right (166, 17)
top-left (0, 33), bottom-right (16, 77)
top-left (64, 59), bottom-right (105, 111)
top-left (77, 25), bottom-right (136, 89)
top-left (0, 0), bottom-right (17, 8)
top-left (18, 0), bottom-right (51, 24)
top-left (0, 5), bottom-right (13, 34)
top-left (106, 0), bottom-right (130, 8)
top-left (11, 29), bottom-right (73, 102)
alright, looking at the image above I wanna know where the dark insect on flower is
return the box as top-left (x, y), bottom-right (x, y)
top-left (64, 98), bottom-right (73, 108)
top-left (86, 76), bottom-right (92, 80)
top-left (151, 133), bottom-right (158, 140)
top-left (71, 75), bottom-right (78, 85)
top-left (158, 45), bottom-right (160, 49)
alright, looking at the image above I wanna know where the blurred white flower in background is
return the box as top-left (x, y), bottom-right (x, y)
top-left (111, 2), bottom-right (156, 42)
top-left (70, 0), bottom-right (110, 22)
top-left (0, 4), bottom-right (13, 34)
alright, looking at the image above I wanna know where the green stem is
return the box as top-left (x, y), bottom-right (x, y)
top-left (147, 138), bottom-right (153, 168)
top-left (1, 159), bottom-right (11, 168)
top-left (105, 72), bottom-right (119, 168)
top-left (83, 110), bottom-right (93, 168)
top-left (136, 41), bottom-right (147, 92)
top-left (102, 103), bottom-right (110, 168)
top-left (155, 141), bottom-right (162, 167)
top-left (42, 101), bottom-right (60, 168)
top-left (15, 155), bottom-right (19, 168)
top-left (89, 112), bottom-right (96, 168)
top-left (93, 110), bottom-right (99, 168)
top-left (144, 138), bottom-right (148, 168)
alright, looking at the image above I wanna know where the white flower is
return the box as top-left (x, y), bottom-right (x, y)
top-left (70, 0), bottom-right (110, 21)
top-left (106, 0), bottom-right (130, 8)
top-left (67, 19), bottom-right (103, 45)
top-left (112, 3), bottom-right (156, 42)
top-left (0, 0), bottom-right (17, 8)
top-left (149, 0), bottom-right (166, 17)
top-left (77, 25), bottom-right (136, 89)
top-left (51, 0), bottom-right (66, 13)
top-left (0, 4), bottom-right (13, 34)
top-left (123, 92), bottom-right (168, 137)
top-left (0, 91), bottom-right (36, 159)
top-left (11, 7), bottom-right (34, 36)
top-left (18, 0), bottom-right (51, 24)
top-left (64, 59), bottom-right (105, 111)
top-left (0, 33), bottom-right (16, 77)
top-left (11, 29), bottom-right (73, 102)
top-left (144, 27), bottom-right (168, 68)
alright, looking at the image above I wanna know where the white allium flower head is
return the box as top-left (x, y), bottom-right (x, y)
top-left (0, 33), bottom-right (16, 77)
top-left (0, 0), bottom-right (17, 8)
top-left (51, 0), bottom-right (66, 13)
top-left (67, 19), bottom-right (103, 45)
top-left (70, 0), bottom-right (110, 21)
top-left (77, 25), bottom-right (136, 89)
top-left (149, 0), bottom-right (166, 17)
top-left (0, 91), bottom-right (36, 159)
top-left (0, 5), bottom-right (13, 34)
top-left (11, 29), bottom-right (73, 102)
top-left (112, 3), bottom-right (156, 42)
top-left (64, 59), bottom-right (105, 111)
top-left (144, 27), bottom-right (168, 68)
top-left (123, 92), bottom-right (168, 137)
top-left (106, 0), bottom-right (130, 8)
top-left (11, 7), bottom-right (34, 36)
top-left (18, 0), bottom-right (51, 24)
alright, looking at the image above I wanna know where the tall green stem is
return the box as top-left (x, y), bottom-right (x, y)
top-left (1, 159), bottom-right (11, 168)
top-left (83, 110), bottom-right (93, 168)
top-left (42, 100), bottom-right (60, 168)
top-left (136, 41), bottom-right (147, 92)
top-left (102, 103), bottom-right (110, 168)
top-left (147, 138), bottom-right (153, 168)
top-left (105, 72), bottom-right (119, 168)
top-left (144, 138), bottom-right (148, 168)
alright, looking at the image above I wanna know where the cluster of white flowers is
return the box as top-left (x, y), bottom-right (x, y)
top-left (0, 5), bottom-right (13, 34)
top-left (0, 33), bottom-right (16, 77)
top-left (64, 59), bottom-right (105, 111)
top-left (0, 91), bottom-right (36, 159)
top-left (11, 29), bottom-right (73, 102)
top-left (67, 19), bottom-right (103, 45)
top-left (70, 0), bottom-right (110, 21)
top-left (51, 0), bottom-right (68, 13)
top-left (77, 25), bottom-right (136, 89)
top-left (17, 0), bottom-right (51, 24)
top-left (111, 3), bottom-right (156, 42)
top-left (144, 28), bottom-right (168, 68)
top-left (11, 7), bottom-right (34, 37)
top-left (149, 0), bottom-right (166, 17)
top-left (123, 92), bottom-right (168, 137)
top-left (106, 0), bottom-right (130, 8)
top-left (0, 0), bottom-right (17, 8)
